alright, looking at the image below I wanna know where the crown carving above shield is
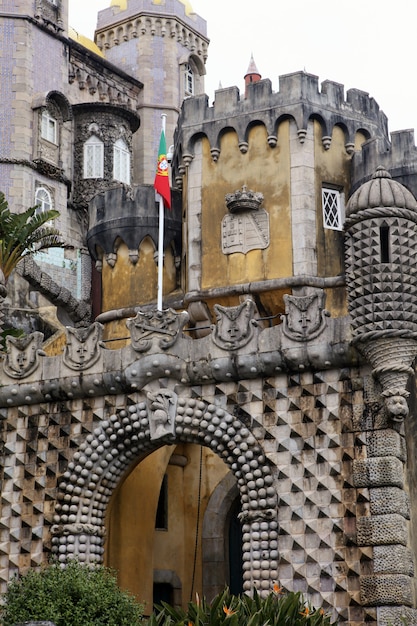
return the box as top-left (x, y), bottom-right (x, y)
top-left (225, 185), bottom-right (264, 213)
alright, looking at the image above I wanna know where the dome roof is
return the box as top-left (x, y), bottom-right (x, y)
top-left (110, 0), bottom-right (127, 8)
top-left (110, 0), bottom-right (194, 15)
top-left (180, 0), bottom-right (194, 15)
top-left (346, 166), bottom-right (417, 216)
top-left (69, 27), bottom-right (104, 58)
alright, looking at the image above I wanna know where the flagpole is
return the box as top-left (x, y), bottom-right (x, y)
top-left (157, 113), bottom-right (167, 312)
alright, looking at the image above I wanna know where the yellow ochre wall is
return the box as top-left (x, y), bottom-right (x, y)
top-left (314, 122), bottom-right (350, 317)
top-left (105, 443), bottom-right (230, 613)
top-left (313, 123), bottom-right (367, 318)
top-left (99, 238), bottom-right (178, 344)
top-left (200, 122), bottom-right (292, 291)
top-left (101, 239), bottom-right (177, 313)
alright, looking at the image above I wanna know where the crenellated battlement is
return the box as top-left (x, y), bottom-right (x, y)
top-left (173, 71), bottom-right (389, 170)
top-left (351, 129), bottom-right (417, 197)
top-left (95, 0), bottom-right (208, 58)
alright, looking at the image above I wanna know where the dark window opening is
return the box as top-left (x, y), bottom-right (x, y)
top-left (380, 226), bottom-right (390, 263)
top-left (228, 500), bottom-right (243, 595)
top-left (153, 582), bottom-right (173, 608)
top-left (155, 474), bottom-right (168, 530)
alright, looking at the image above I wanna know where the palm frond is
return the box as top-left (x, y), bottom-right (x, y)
top-left (0, 193), bottom-right (64, 282)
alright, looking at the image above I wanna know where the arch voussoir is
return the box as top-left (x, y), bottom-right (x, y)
top-left (52, 387), bottom-right (278, 595)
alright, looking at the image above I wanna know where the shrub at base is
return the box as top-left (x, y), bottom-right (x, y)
top-left (0, 561), bottom-right (144, 626)
top-left (145, 586), bottom-right (335, 626)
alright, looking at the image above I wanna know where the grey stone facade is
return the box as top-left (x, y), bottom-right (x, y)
top-left (3, 1), bottom-right (417, 625)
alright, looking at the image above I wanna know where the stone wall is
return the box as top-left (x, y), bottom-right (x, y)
top-left (0, 303), bottom-right (416, 624)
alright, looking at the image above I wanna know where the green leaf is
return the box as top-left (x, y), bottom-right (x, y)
top-left (0, 191), bottom-right (64, 282)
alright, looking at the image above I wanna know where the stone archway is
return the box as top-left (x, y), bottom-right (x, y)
top-left (51, 387), bottom-right (278, 596)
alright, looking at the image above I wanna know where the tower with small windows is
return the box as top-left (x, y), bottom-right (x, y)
top-left (0, 0), bottom-right (143, 331)
top-left (95, 0), bottom-right (209, 184)
top-left (83, 0), bottom-right (209, 328)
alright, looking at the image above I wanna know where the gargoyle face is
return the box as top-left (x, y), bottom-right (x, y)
top-left (385, 395), bottom-right (409, 421)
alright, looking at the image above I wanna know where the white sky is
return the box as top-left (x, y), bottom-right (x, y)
top-left (68, 0), bottom-right (417, 137)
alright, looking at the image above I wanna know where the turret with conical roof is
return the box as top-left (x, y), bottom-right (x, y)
top-left (244, 54), bottom-right (261, 97)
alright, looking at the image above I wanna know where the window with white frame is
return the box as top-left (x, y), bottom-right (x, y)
top-left (35, 187), bottom-right (52, 216)
top-left (322, 187), bottom-right (344, 231)
top-left (83, 135), bottom-right (104, 179)
top-left (41, 110), bottom-right (57, 144)
top-left (113, 138), bottom-right (130, 184)
top-left (184, 63), bottom-right (194, 96)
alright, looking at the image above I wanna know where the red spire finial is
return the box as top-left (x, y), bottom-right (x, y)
top-left (244, 54), bottom-right (261, 97)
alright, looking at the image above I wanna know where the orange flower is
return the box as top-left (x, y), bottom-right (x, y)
top-left (223, 605), bottom-right (237, 617)
top-left (300, 606), bottom-right (310, 617)
top-left (273, 582), bottom-right (283, 595)
top-left (188, 622), bottom-right (193, 626)
top-left (319, 608), bottom-right (325, 616)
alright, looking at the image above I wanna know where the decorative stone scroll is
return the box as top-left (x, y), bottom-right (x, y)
top-left (126, 309), bottom-right (189, 352)
top-left (63, 322), bottom-right (104, 371)
top-left (3, 332), bottom-right (45, 379)
top-left (281, 290), bottom-right (329, 341)
top-left (212, 300), bottom-right (257, 350)
top-left (222, 186), bottom-right (269, 254)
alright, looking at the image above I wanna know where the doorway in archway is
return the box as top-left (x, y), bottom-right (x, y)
top-left (105, 443), bottom-right (237, 612)
top-left (228, 499), bottom-right (243, 596)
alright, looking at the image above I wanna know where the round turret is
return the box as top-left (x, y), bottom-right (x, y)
top-left (346, 165), bottom-right (417, 217)
top-left (345, 166), bottom-right (417, 340)
top-left (344, 167), bottom-right (417, 419)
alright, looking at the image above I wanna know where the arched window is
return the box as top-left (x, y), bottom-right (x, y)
top-left (35, 187), bottom-right (52, 216)
top-left (184, 63), bottom-right (194, 96)
top-left (113, 138), bottom-right (130, 184)
top-left (41, 110), bottom-right (57, 144)
top-left (83, 135), bottom-right (104, 179)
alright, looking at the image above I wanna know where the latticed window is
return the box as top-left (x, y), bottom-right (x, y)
top-left (41, 110), bottom-right (57, 144)
top-left (322, 188), bottom-right (344, 231)
top-left (83, 135), bottom-right (104, 179)
top-left (113, 138), bottom-right (130, 184)
top-left (184, 63), bottom-right (194, 95)
top-left (35, 187), bottom-right (52, 217)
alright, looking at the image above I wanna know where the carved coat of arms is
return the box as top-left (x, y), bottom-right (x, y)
top-left (63, 323), bottom-right (104, 371)
top-left (281, 291), bottom-right (329, 341)
top-left (126, 309), bottom-right (189, 352)
top-left (3, 332), bottom-right (45, 379)
top-left (221, 211), bottom-right (270, 254)
top-left (212, 300), bottom-right (257, 350)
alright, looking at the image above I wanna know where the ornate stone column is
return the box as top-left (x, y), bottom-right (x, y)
top-left (345, 167), bottom-right (417, 623)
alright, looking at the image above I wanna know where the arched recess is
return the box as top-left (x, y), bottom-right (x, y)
top-left (51, 386), bottom-right (278, 597)
top-left (202, 471), bottom-right (241, 601)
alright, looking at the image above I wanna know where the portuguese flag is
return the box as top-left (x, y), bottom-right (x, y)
top-left (154, 129), bottom-right (171, 209)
